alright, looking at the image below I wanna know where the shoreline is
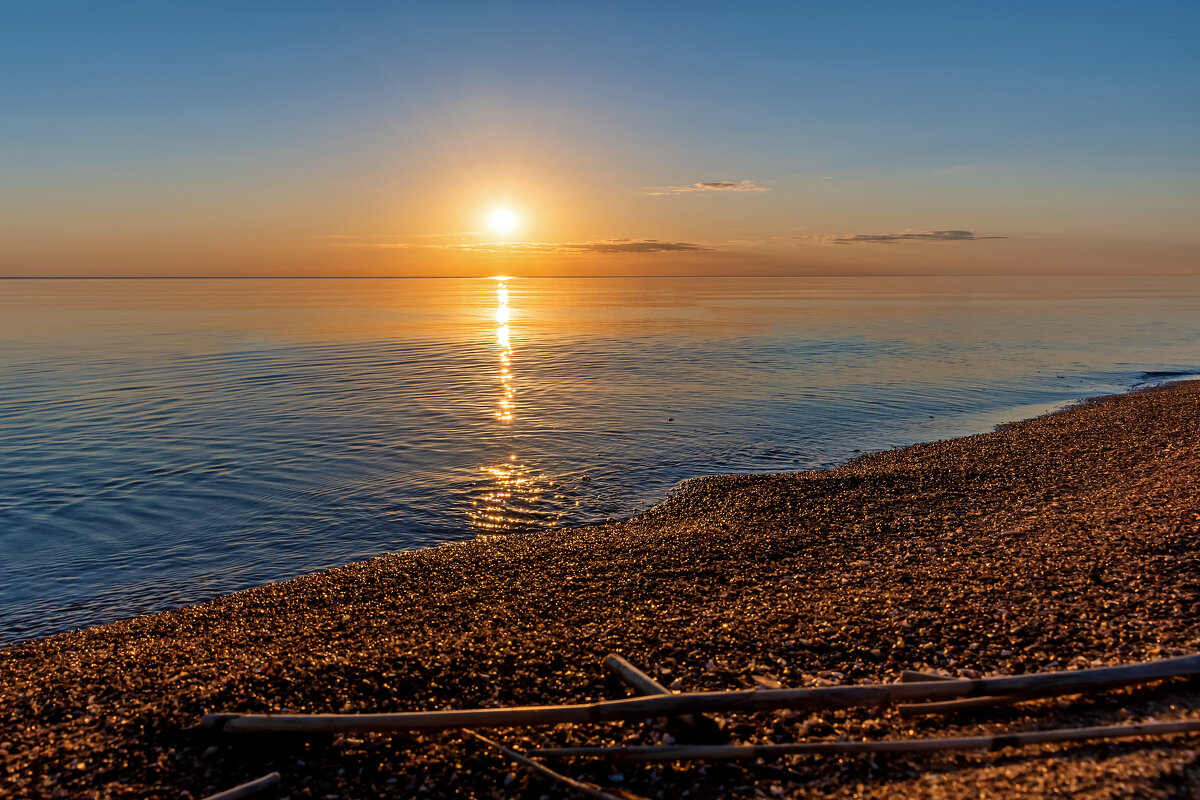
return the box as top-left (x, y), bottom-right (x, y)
top-left (3, 380), bottom-right (1199, 798)
top-left (7, 370), bottom-right (1195, 649)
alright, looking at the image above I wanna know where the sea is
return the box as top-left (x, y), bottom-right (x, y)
top-left (3, 275), bottom-right (1199, 644)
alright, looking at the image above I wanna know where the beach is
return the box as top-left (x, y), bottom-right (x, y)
top-left (2, 380), bottom-right (1199, 798)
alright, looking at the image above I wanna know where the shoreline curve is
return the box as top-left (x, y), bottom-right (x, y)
top-left (3, 380), bottom-right (1199, 798)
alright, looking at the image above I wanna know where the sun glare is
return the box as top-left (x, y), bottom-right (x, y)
top-left (489, 208), bottom-right (518, 236)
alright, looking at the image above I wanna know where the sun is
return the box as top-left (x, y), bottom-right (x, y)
top-left (489, 207), bottom-right (518, 236)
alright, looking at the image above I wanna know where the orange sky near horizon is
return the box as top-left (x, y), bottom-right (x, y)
top-left (7, 155), bottom-right (1197, 278)
top-left (6, 128), bottom-right (1197, 278)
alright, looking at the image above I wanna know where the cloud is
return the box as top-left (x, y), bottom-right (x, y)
top-left (461, 239), bottom-right (710, 254)
top-left (797, 230), bottom-right (1006, 245)
top-left (338, 237), bottom-right (710, 255)
top-left (647, 179), bottom-right (770, 196)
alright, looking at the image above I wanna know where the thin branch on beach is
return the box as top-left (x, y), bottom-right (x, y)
top-left (899, 670), bottom-right (955, 683)
top-left (199, 653), bottom-right (1200, 735)
top-left (603, 653), bottom-right (725, 741)
top-left (464, 729), bottom-right (646, 800)
top-left (896, 673), bottom-right (1190, 717)
top-left (200, 772), bottom-right (281, 800)
top-left (528, 719), bottom-right (1200, 763)
top-left (898, 692), bottom-right (1047, 716)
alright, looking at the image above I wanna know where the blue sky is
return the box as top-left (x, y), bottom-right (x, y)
top-left (3, 1), bottom-right (1198, 275)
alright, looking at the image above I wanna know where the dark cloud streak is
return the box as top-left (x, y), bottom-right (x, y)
top-left (350, 238), bottom-right (710, 255)
top-left (798, 230), bottom-right (1006, 245)
top-left (647, 179), bottom-right (770, 196)
top-left (464, 239), bottom-right (710, 254)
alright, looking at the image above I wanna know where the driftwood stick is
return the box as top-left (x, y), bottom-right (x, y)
top-left (899, 692), bottom-right (1044, 717)
top-left (603, 654), bottom-right (681, 700)
top-left (899, 670), bottom-right (955, 683)
top-left (464, 729), bottom-right (644, 800)
top-left (200, 772), bottom-right (281, 800)
top-left (896, 669), bottom-right (1008, 714)
top-left (529, 719), bottom-right (1200, 763)
top-left (200, 653), bottom-right (1200, 735)
top-left (897, 673), bottom-right (1182, 717)
top-left (602, 654), bottom-right (724, 741)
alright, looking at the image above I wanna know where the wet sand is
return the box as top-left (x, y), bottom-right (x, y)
top-left (2, 381), bottom-right (1199, 799)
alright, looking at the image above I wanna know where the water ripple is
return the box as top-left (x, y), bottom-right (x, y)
top-left (2, 276), bottom-right (1199, 642)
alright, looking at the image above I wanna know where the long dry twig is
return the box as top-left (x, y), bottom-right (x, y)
top-left (200, 653), bottom-right (1200, 735)
top-left (897, 673), bottom-right (1189, 717)
top-left (464, 729), bottom-right (646, 800)
top-left (199, 772), bottom-right (280, 800)
top-left (529, 719), bottom-right (1200, 763)
top-left (898, 692), bottom-right (1053, 716)
top-left (899, 670), bottom-right (955, 683)
top-left (603, 654), bottom-right (725, 742)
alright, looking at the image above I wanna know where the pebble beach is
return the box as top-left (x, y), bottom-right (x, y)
top-left (3, 380), bottom-right (1199, 799)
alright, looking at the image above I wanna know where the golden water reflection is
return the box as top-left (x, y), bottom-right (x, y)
top-left (470, 455), bottom-right (554, 534)
top-left (495, 280), bottom-right (515, 422)
top-left (469, 279), bottom-right (560, 534)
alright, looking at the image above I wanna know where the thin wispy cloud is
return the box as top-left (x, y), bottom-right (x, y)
top-left (646, 179), bottom-right (770, 196)
top-left (798, 230), bottom-right (1006, 245)
top-left (461, 239), bottom-right (709, 254)
top-left (336, 237), bottom-right (709, 255)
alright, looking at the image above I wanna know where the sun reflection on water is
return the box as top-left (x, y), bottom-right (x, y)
top-left (469, 279), bottom-right (561, 535)
top-left (494, 281), bottom-right (515, 423)
top-left (470, 455), bottom-right (552, 535)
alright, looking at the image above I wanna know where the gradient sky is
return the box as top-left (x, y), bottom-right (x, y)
top-left (3, 1), bottom-right (1198, 277)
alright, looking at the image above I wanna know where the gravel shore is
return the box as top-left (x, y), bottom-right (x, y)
top-left (3, 381), bottom-right (1199, 799)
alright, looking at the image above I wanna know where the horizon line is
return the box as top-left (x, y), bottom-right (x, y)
top-left (3, 272), bottom-right (1195, 281)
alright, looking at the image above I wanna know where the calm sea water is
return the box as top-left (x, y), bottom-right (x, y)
top-left (2, 276), bottom-right (1199, 644)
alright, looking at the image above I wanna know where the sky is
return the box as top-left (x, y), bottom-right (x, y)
top-left (2, 1), bottom-right (1198, 277)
